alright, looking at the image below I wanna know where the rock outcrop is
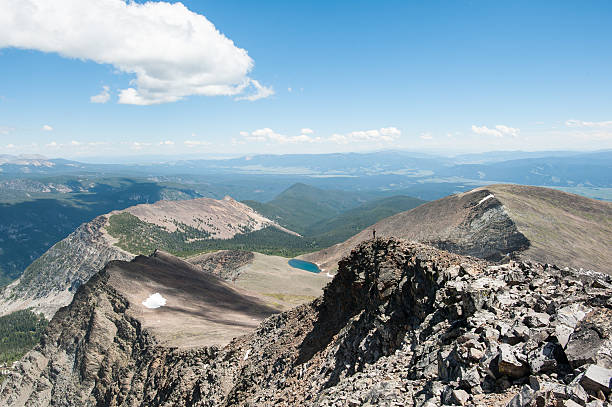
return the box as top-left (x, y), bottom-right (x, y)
top-left (2, 238), bottom-right (611, 406)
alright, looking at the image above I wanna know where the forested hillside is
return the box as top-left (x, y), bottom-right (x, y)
top-left (0, 310), bottom-right (47, 366)
top-left (244, 184), bottom-right (425, 247)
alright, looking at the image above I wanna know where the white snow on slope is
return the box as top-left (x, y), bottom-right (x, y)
top-left (142, 293), bottom-right (167, 309)
top-left (477, 194), bottom-right (495, 206)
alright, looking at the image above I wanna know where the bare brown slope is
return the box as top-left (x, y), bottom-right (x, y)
top-left (485, 184), bottom-right (612, 273)
top-left (303, 184), bottom-right (611, 274)
top-left (98, 250), bottom-right (279, 348)
top-left (122, 195), bottom-right (298, 238)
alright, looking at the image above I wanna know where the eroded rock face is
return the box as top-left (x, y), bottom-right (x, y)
top-left (2, 238), bottom-right (611, 406)
top-left (0, 215), bottom-right (134, 318)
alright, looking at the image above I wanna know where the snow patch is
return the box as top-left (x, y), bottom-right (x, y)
top-left (142, 293), bottom-right (167, 309)
top-left (244, 349), bottom-right (251, 361)
top-left (477, 194), bottom-right (495, 206)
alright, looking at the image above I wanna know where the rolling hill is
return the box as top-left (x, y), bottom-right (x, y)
top-left (303, 184), bottom-right (612, 274)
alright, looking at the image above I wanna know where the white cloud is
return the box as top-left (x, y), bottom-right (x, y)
top-left (565, 119), bottom-right (612, 128)
top-left (142, 293), bottom-right (166, 309)
top-left (5, 144), bottom-right (15, 149)
top-left (235, 79), bottom-right (274, 102)
top-left (184, 140), bottom-right (211, 147)
top-left (238, 126), bottom-right (400, 145)
top-left (0, 0), bottom-right (272, 105)
top-left (420, 132), bottom-right (433, 140)
top-left (42, 124), bottom-right (53, 131)
top-left (329, 127), bottom-right (401, 144)
top-left (241, 128), bottom-right (320, 144)
top-left (131, 142), bottom-right (152, 150)
top-left (471, 124), bottom-right (520, 138)
top-left (380, 127), bottom-right (401, 137)
top-left (46, 141), bottom-right (58, 147)
top-left (0, 126), bottom-right (13, 135)
top-left (71, 140), bottom-right (81, 145)
top-left (90, 85), bottom-right (110, 104)
top-left (158, 140), bottom-right (174, 146)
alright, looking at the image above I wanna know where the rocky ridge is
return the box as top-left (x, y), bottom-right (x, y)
top-left (2, 238), bottom-right (611, 406)
top-left (0, 215), bottom-right (134, 318)
top-left (0, 196), bottom-right (295, 319)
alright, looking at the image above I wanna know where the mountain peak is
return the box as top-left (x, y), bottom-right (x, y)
top-left (303, 184), bottom-right (612, 273)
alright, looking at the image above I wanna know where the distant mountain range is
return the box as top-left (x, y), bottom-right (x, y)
top-left (1, 150), bottom-right (610, 190)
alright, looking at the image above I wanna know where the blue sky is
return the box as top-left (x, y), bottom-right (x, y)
top-left (0, 0), bottom-right (611, 159)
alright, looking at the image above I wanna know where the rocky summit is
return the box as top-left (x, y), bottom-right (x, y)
top-left (2, 238), bottom-right (612, 406)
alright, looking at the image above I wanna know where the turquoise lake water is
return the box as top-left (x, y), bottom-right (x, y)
top-left (288, 259), bottom-right (322, 273)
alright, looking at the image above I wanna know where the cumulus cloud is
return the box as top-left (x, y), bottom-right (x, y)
top-left (131, 142), bottom-right (152, 150)
top-left (142, 293), bottom-right (167, 309)
top-left (565, 119), bottom-right (612, 128)
top-left (184, 140), bottom-right (211, 147)
top-left (0, 0), bottom-right (272, 105)
top-left (471, 124), bottom-right (520, 138)
top-left (238, 126), bottom-right (401, 145)
top-left (90, 85), bottom-right (110, 104)
top-left (42, 124), bottom-right (53, 131)
top-left (241, 128), bottom-right (321, 144)
top-left (329, 127), bottom-right (401, 144)
top-left (235, 79), bottom-right (274, 102)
